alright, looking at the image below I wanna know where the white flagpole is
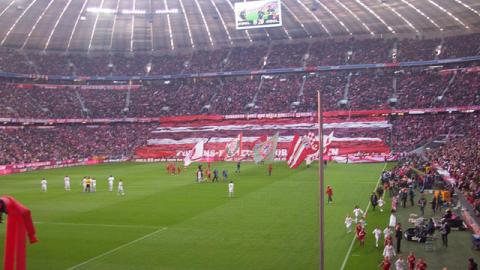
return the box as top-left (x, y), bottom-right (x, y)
top-left (317, 90), bottom-right (324, 270)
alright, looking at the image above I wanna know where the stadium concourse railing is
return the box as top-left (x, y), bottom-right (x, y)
top-left (0, 55), bottom-right (479, 82)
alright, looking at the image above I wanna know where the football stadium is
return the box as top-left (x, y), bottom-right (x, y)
top-left (0, 0), bottom-right (479, 269)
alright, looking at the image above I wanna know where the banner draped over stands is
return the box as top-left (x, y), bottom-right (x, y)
top-left (0, 105), bottom-right (478, 125)
top-left (135, 116), bottom-right (392, 161)
top-left (7, 83), bottom-right (141, 90)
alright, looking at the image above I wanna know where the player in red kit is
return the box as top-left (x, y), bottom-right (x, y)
top-left (355, 223), bottom-right (362, 235)
top-left (326, 186), bottom-right (333, 203)
top-left (268, 164), bottom-right (272, 176)
top-left (380, 257), bottom-right (391, 270)
top-left (206, 167), bottom-right (211, 181)
top-left (407, 251), bottom-right (416, 270)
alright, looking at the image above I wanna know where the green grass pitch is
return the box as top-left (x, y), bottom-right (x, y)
top-left (0, 162), bottom-right (391, 270)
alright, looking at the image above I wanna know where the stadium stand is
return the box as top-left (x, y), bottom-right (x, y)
top-left (0, 34), bottom-right (479, 165)
top-left (0, 124), bottom-right (155, 165)
top-left (1, 33), bottom-right (480, 76)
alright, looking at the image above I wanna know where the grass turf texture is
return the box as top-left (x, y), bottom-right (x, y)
top-left (0, 162), bottom-right (389, 270)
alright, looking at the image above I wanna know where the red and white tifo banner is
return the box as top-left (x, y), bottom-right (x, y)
top-left (135, 116), bottom-right (392, 161)
top-left (8, 83), bottom-right (141, 90)
top-left (0, 106), bottom-right (478, 125)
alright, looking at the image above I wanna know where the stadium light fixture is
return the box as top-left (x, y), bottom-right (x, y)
top-left (145, 63), bottom-right (152, 74)
top-left (86, 7), bottom-right (115, 14)
top-left (122, 9), bottom-right (146, 15)
top-left (333, 0), bottom-right (374, 35)
top-left (399, 0), bottom-right (442, 31)
top-left (155, 9), bottom-right (179, 14)
top-left (427, 0), bottom-right (469, 29)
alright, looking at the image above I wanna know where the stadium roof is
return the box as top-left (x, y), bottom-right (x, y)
top-left (0, 0), bottom-right (479, 53)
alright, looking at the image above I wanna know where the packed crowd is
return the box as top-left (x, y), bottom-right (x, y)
top-left (426, 113), bottom-right (480, 216)
top-left (1, 33), bottom-right (479, 76)
top-left (390, 113), bottom-right (479, 152)
top-left (0, 124), bottom-right (155, 165)
top-left (0, 33), bottom-right (477, 168)
top-left (0, 67), bottom-right (478, 118)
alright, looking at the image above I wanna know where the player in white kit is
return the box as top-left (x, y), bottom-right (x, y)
top-left (228, 181), bottom-right (234, 198)
top-left (345, 214), bottom-right (353, 233)
top-left (108, 175), bottom-right (115, 192)
top-left (378, 198), bottom-right (385, 212)
top-left (118, 180), bottom-right (125, 196)
top-left (372, 227), bottom-right (382, 247)
top-left (81, 177), bottom-right (87, 192)
top-left (41, 178), bottom-right (47, 192)
top-left (91, 178), bottom-right (96, 192)
top-left (64, 175), bottom-right (71, 191)
top-left (353, 205), bottom-right (364, 223)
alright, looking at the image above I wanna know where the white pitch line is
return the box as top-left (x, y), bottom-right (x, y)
top-left (35, 221), bottom-right (158, 229)
top-left (66, 227), bottom-right (168, 270)
top-left (340, 162), bottom-right (387, 270)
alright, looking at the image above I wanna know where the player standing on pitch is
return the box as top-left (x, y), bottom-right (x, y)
top-left (91, 178), bottom-right (96, 192)
top-left (108, 175), bottom-right (115, 192)
top-left (196, 165), bottom-right (203, 183)
top-left (64, 175), bottom-right (71, 191)
top-left (353, 205), bottom-right (364, 223)
top-left (235, 161), bottom-right (241, 173)
top-left (326, 185), bottom-right (333, 203)
top-left (345, 214), bottom-right (353, 233)
top-left (85, 177), bottom-right (91, 192)
top-left (212, 168), bottom-right (219, 182)
top-left (118, 179), bottom-right (125, 196)
top-left (228, 181), bottom-right (234, 198)
top-left (81, 176), bottom-right (87, 192)
top-left (40, 178), bottom-right (47, 192)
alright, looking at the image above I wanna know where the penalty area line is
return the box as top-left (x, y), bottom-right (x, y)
top-left (66, 227), bottom-right (168, 270)
top-left (339, 162), bottom-right (387, 270)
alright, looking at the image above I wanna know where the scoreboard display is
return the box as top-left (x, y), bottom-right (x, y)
top-left (235, 0), bottom-right (282, 30)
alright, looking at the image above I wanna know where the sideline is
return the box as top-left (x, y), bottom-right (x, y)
top-left (339, 162), bottom-right (388, 270)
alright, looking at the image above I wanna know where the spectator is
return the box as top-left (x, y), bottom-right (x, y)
top-left (468, 258), bottom-right (478, 270)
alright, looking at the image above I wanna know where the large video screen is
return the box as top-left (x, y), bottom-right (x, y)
top-left (234, 0), bottom-right (282, 30)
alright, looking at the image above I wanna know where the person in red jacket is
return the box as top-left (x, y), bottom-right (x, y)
top-left (0, 196), bottom-right (38, 270)
top-left (416, 258), bottom-right (427, 270)
top-left (407, 251), bottom-right (416, 270)
top-left (326, 185), bottom-right (333, 203)
top-left (357, 227), bottom-right (366, 246)
top-left (380, 256), bottom-right (391, 270)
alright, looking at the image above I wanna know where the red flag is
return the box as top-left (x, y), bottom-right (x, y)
top-left (286, 134), bottom-right (300, 161)
top-left (287, 133), bottom-right (315, 169)
top-left (1, 196), bottom-right (38, 270)
top-left (305, 131), bottom-right (334, 165)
